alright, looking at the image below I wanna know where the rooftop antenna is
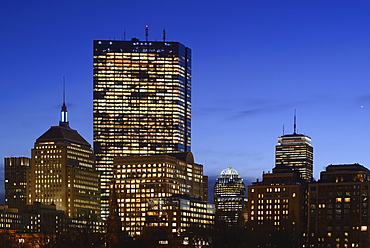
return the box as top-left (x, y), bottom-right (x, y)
top-left (123, 30), bottom-right (126, 41)
top-left (283, 125), bottom-right (285, 135)
top-left (60, 76), bottom-right (69, 127)
top-left (293, 108), bottom-right (297, 134)
top-left (145, 24), bottom-right (149, 41)
top-left (162, 28), bottom-right (166, 42)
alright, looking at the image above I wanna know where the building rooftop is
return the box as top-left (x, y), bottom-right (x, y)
top-left (36, 124), bottom-right (90, 147)
top-left (220, 167), bottom-right (240, 178)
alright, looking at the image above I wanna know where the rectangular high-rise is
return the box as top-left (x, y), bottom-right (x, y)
top-left (276, 133), bottom-right (313, 181)
top-left (93, 39), bottom-right (191, 218)
top-left (4, 157), bottom-right (30, 211)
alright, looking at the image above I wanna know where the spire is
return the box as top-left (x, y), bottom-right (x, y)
top-left (293, 108), bottom-right (297, 134)
top-left (60, 76), bottom-right (69, 128)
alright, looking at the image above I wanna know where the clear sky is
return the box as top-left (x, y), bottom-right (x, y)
top-left (2, 0), bottom-right (370, 192)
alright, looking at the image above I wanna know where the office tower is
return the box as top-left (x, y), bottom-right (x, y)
top-left (93, 38), bottom-right (191, 218)
top-left (308, 164), bottom-right (370, 247)
top-left (213, 167), bottom-right (247, 226)
top-left (4, 157), bottom-right (30, 211)
top-left (276, 114), bottom-right (313, 181)
top-left (247, 167), bottom-right (307, 247)
top-left (112, 152), bottom-right (205, 236)
top-left (27, 101), bottom-right (101, 219)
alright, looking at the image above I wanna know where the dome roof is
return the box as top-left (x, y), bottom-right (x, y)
top-left (220, 167), bottom-right (240, 178)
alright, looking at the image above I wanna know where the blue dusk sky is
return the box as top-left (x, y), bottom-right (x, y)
top-left (2, 0), bottom-right (370, 193)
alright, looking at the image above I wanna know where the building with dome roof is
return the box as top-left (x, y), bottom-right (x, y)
top-left (213, 167), bottom-right (247, 226)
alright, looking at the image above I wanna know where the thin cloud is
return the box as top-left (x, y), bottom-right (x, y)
top-left (195, 97), bottom-right (310, 120)
top-left (193, 107), bottom-right (232, 116)
top-left (357, 94), bottom-right (370, 103)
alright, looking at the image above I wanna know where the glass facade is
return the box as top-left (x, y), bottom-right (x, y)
top-left (93, 40), bottom-right (191, 219)
top-left (276, 134), bottom-right (313, 181)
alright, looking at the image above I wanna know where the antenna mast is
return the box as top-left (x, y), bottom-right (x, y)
top-left (145, 24), bottom-right (149, 41)
top-left (60, 76), bottom-right (68, 126)
top-left (63, 76), bottom-right (66, 106)
top-left (163, 28), bottom-right (166, 42)
top-left (293, 108), bottom-right (297, 134)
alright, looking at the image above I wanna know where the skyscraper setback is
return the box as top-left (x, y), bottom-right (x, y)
top-left (93, 38), bottom-right (192, 218)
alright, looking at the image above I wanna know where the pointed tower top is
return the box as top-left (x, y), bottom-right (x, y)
top-left (60, 76), bottom-right (69, 128)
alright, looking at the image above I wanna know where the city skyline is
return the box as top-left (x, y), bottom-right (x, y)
top-left (3, 0), bottom-right (370, 194)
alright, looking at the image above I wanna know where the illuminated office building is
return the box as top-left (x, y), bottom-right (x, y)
top-left (276, 116), bottom-right (313, 181)
top-left (93, 38), bottom-right (191, 218)
top-left (213, 167), bottom-right (247, 226)
top-left (308, 164), bottom-right (370, 247)
top-left (27, 102), bottom-right (101, 219)
top-left (247, 167), bottom-right (308, 247)
top-left (112, 152), bottom-right (205, 236)
top-left (5, 157), bottom-right (30, 211)
top-left (146, 194), bottom-right (215, 246)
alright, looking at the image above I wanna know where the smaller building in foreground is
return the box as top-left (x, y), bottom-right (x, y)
top-left (113, 152), bottom-right (206, 236)
top-left (308, 163), bottom-right (370, 248)
top-left (247, 166), bottom-right (308, 248)
top-left (145, 194), bottom-right (215, 247)
top-left (5, 157), bottom-right (30, 211)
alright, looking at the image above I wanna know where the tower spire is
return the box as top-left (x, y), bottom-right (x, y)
top-left (60, 76), bottom-right (69, 127)
top-left (293, 108), bottom-right (297, 134)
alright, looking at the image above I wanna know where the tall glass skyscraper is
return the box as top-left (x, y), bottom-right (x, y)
top-left (93, 39), bottom-right (191, 219)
